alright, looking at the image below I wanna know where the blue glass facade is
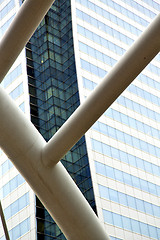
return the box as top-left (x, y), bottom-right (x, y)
top-left (26, 0), bottom-right (160, 239)
top-left (26, 0), bottom-right (96, 239)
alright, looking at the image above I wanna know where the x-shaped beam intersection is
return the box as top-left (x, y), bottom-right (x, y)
top-left (0, 1), bottom-right (160, 239)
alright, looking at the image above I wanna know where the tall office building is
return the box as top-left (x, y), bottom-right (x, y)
top-left (0, 0), bottom-right (160, 239)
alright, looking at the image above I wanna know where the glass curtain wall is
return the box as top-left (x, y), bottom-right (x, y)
top-left (25, 0), bottom-right (96, 239)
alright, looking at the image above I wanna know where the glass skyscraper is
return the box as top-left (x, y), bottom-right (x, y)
top-left (0, 0), bottom-right (160, 239)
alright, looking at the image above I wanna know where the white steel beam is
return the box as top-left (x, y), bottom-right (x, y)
top-left (0, 86), bottom-right (110, 240)
top-left (42, 13), bottom-right (160, 168)
top-left (0, 1), bottom-right (160, 240)
top-left (0, 1), bottom-right (110, 239)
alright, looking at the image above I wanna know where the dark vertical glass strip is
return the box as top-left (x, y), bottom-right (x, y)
top-left (25, 0), bottom-right (97, 239)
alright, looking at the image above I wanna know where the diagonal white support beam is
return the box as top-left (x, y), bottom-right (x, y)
top-left (0, 86), bottom-right (110, 240)
top-left (0, 0), bottom-right (55, 83)
top-left (0, 1), bottom-right (110, 239)
top-left (0, 0), bottom-right (110, 239)
top-left (0, 2), bottom-right (160, 240)
top-left (42, 13), bottom-right (160, 168)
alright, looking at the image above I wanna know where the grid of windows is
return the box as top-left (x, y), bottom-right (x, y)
top-left (82, 53), bottom-right (160, 94)
top-left (103, 210), bottom-right (160, 239)
top-left (0, 0), bottom-right (15, 20)
top-left (79, 38), bottom-right (160, 82)
top-left (9, 82), bottom-right (23, 99)
top-left (4, 192), bottom-right (30, 220)
top-left (0, 174), bottom-right (25, 198)
top-left (83, 75), bottom-right (160, 115)
top-left (92, 139), bottom-right (160, 176)
top-left (92, 121), bottom-right (160, 157)
top-left (79, 41), bottom-right (117, 67)
top-left (0, 14), bottom-right (15, 39)
top-left (0, 218), bottom-right (30, 240)
top-left (76, 3), bottom-right (142, 36)
top-left (121, 0), bottom-right (160, 13)
top-left (81, 59), bottom-right (107, 77)
top-left (77, 25), bottom-right (125, 55)
top-left (99, 185), bottom-right (160, 218)
top-left (77, 1), bottom-right (160, 68)
top-left (100, 0), bottom-right (156, 19)
top-left (77, 1), bottom-right (160, 239)
top-left (1, 64), bottom-right (22, 88)
top-left (105, 108), bottom-right (160, 140)
top-left (77, 9), bottom-right (134, 45)
top-left (95, 161), bottom-right (160, 196)
top-left (117, 95), bottom-right (160, 122)
top-left (82, 65), bottom-right (160, 136)
top-left (146, 61), bottom-right (160, 76)
top-left (82, 77), bottom-right (97, 90)
top-left (127, 84), bottom-right (160, 106)
top-left (0, 159), bottom-right (13, 176)
top-left (79, 0), bottom-right (150, 26)
top-left (139, 73), bottom-right (160, 91)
